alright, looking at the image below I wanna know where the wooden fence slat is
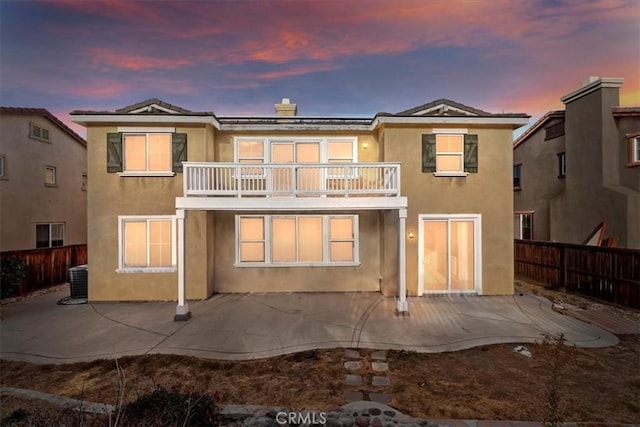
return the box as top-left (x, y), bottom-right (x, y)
top-left (1, 244), bottom-right (87, 296)
top-left (515, 240), bottom-right (640, 310)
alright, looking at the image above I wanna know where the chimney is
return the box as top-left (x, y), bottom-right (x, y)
top-left (561, 76), bottom-right (623, 105)
top-left (582, 76), bottom-right (600, 87)
top-left (274, 98), bottom-right (297, 117)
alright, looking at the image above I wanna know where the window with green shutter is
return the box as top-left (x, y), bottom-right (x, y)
top-left (423, 133), bottom-right (478, 175)
top-left (107, 132), bottom-right (187, 174)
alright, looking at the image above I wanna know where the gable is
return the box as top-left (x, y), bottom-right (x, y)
top-left (396, 99), bottom-right (492, 117)
top-left (115, 98), bottom-right (192, 115)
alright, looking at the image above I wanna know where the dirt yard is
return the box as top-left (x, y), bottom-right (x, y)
top-left (1, 283), bottom-right (639, 424)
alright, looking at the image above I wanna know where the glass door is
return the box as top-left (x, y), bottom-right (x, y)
top-left (270, 142), bottom-right (320, 196)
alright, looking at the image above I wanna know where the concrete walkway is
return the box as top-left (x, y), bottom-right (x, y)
top-left (0, 288), bottom-right (618, 364)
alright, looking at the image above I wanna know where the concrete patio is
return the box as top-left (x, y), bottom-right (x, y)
top-left (0, 288), bottom-right (618, 364)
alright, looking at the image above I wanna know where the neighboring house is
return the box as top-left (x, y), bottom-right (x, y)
top-left (0, 107), bottom-right (87, 252)
top-left (513, 77), bottom-right (640, 248)
top-left (71, 98), bottom-right (528, 318)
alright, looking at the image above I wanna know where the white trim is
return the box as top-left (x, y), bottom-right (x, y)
top-left (433, 172), bottom-right (469, 177)
top-left (417, 214), bottom-right (482, 296)
top-left (235, 214), bottom-right (359, 267)
top-left (176, 196), bottom-right (408, 211)
top-left (431, 128), bottom-right (468, 134)
top-left (410, 104), bottom-right (478, 117)
top-left (128, 104), bottom-right (182, 114)
top-left (118, 172), bottom-right (176, 177)
top-left (117, 126), bottom-right (176, 133)
top-left (117, 215), bottom-right (177, 273)
top-left (373, 116), bottom-right (529, 129)
top-left (71, 114), bottom-right (221, 128)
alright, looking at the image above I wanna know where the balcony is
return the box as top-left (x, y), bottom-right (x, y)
top-left (182, 162), bottom-right (401, 198)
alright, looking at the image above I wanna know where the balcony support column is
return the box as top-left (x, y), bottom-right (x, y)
top-left (174, 209), bottom-right (191, 321)
top-left (397, 208), bottom-right (409, 314)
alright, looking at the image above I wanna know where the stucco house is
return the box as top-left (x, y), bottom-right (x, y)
top-left (0, 107), bottom-right (87, 252)
top-left (71, 98), bottom-right (528, 319)
top-left (513, 77), bottom-right (640, 248)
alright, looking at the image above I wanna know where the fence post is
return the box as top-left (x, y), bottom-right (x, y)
top-left (559, 244), bottom-right (566, 288)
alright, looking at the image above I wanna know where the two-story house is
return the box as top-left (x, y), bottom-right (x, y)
top-left (513, 77), bottom-right (640, 248)
top-left (71, 98), bottom-right (528, 319)
top-left (0, 107), bottom-right (87, 252)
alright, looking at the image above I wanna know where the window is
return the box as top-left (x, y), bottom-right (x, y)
top-left (628, 136), bottom-right (640, 166)
top-left (236, 215), bottom-right (358, 266)
top-left (44, 166), bottom-right (56, 186)
top-left (81, 173), bottom-right (88, 191)
top-left (36, 223), bottom-right (64, 248)
top-left (544, 122), bottom-right (565, 140)
top-left (106, 132), bottom-right (187, 175)
top-left (513, 164), bottom-right (521, 190)
top-left (558, 152), bottom-right (566, 178)
top-left (118, 216), bottom-right (176, 272)
top-left (514, 213), bottom-right (533, 240)
top-left (237, 139), bottom-right (265, 177)
top-left (30, 122), bottom-right (50, 142)
top-left (0, 154), bottom-right (6, 179)
top-left (422, 133), bottom-right (478, 175)
top-left (327, 139), bottom-right (357, 178)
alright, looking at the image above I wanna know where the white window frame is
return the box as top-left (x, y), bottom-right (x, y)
top-left (234, 137), bottom-right (358, 164)
top-left (418, 213), bottom-right (482, 296)
top-left (30, 122), bottom-right (50, 142)
top-left (235, 214), bottom-right (359, 267)
top-left (118, 132), bottom-right (175, 177)
top-left (44, 165), bottom-right (57, 186)
top-left (514, 212), bottom-right (534, 240)
top-left (235, 138), bottom-right (267, 178)
top-left (36, 222), bottom-right (65, 248)
top-left (432, 129), bottom-right (469, 177)
top-left (629, 136), bottom-right (640, 166)
top-left (117, 215), bottom-right (177, 273)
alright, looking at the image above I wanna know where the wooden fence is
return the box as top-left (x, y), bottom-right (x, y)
top-left (515, 240), bottom-right (640, 309)
top-left (0, 244), bottom-right (87, 296)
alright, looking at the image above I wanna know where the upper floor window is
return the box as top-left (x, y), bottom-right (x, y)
top-left (36, 223), bottom-right (64, 248)
top-left (234, 137), bottom-right (357, 165)
top-left (514, 213), bottom-right (533, 240)
top-left (106, 132), bottom-right (187, 176)
top-left (422, 133), bottom-right (478, 176)
top-left (513, 164), bottom-right (521, 190)
top-left (628, 136), bottom-right (640, 167)
top-left (45, 166), bottom-right (57, 186)
top-left (558, 152), bottom-right (566, 178)
top-left (0, 154), bottom-right (6, 179)
top-left (118, 216), bottom-right (176, 272)
top-left (30, 122), bottom-right (50, 142)
top-left (544, 122), bottom-right (565, 140)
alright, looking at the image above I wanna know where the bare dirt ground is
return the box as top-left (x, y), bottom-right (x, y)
top-left (1, 282), bottom-right (639, 424)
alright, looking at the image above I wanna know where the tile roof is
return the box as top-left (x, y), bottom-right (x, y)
top-left (612, 106), bottom-right (640, 116)
top-left (0, 107), bottom-right (86, 146)
top-left (513, 110), bottom-right (565, 148)
top-left (395, 98), bottom-right (493, 116)
top-left (115, 98), bottom-right (193, 114)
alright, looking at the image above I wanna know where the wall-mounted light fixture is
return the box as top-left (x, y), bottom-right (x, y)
top-left (408, 230), bottom-right (415, 239)
top-left (362, 142), bottom-right (369, 150)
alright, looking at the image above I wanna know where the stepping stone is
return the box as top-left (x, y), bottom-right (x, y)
top-left (369, 392), bottom-right (391, 405)
top-left (343, 390), bottom-right (364, 402)
top-left (344, 349), bottom-right (360, 359)
top-left (372, 376), bottom-right (390, 386)
top-left (345, 374), bottom-right (363, 386)
top-left (344, 361), bottom-right (361, 371)
top-left (371, 350), bottom-right (387, 361)
top-left (371, 361), bottom-right (389, 372)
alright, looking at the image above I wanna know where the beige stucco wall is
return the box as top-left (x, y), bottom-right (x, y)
top-left (382, 125), bottom-right (515, 296)
top-left (0, 114), bottom-right (87, 251)
top-left (213, 210), bottom-right (381, 293)
top-left (85, 124), bottom-right (213, 301)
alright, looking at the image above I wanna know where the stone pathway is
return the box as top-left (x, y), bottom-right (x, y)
top-left (343, 348), bottom-right (392, 405)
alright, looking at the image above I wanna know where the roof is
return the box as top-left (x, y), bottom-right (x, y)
top-left (70, 98), bottom-right (529, 130)
top-left (0, 107), bottom-right (86, 147)
top-left (513, 110), bottom-right (565, 148)
top-left (612, 106), bottom-right (640, 117)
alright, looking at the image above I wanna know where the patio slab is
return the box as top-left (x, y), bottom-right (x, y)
top-left (0, 288), bottom-right (618, 364)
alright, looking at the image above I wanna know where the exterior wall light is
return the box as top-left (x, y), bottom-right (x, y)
top-left (408, 230), bottom-right (415, 239)
top-left (362, 142), bottom-right (369, 150)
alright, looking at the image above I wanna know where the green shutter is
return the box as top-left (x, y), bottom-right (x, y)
top-left (106, 133), bottom-right (123, 173)
top-left (464, 134), bottom-right (478, 173)
top-left (422, 134), bottom-right (436, 172)
top-left (172, 133), bottom-right (187, 173)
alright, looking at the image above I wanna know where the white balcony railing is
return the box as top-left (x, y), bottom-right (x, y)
top-left (183, 162), bottom-right (401, 197)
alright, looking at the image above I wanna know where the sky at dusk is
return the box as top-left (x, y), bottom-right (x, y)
top-left (1, 0), bottom-right (639, 139)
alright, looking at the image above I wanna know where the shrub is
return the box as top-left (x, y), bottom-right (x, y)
top-left (0, 256), bottom-right (27, 298)
top-left (118, 385), bottom-right (220, 426)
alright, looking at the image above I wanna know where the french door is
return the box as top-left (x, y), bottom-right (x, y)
top-left (418, 214), bottom-right (481, 295)
top-left (270, 141), bottom-right (321, 195)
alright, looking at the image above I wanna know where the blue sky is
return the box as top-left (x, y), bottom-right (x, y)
top-left (1, 0), bottom-right (638, 138)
